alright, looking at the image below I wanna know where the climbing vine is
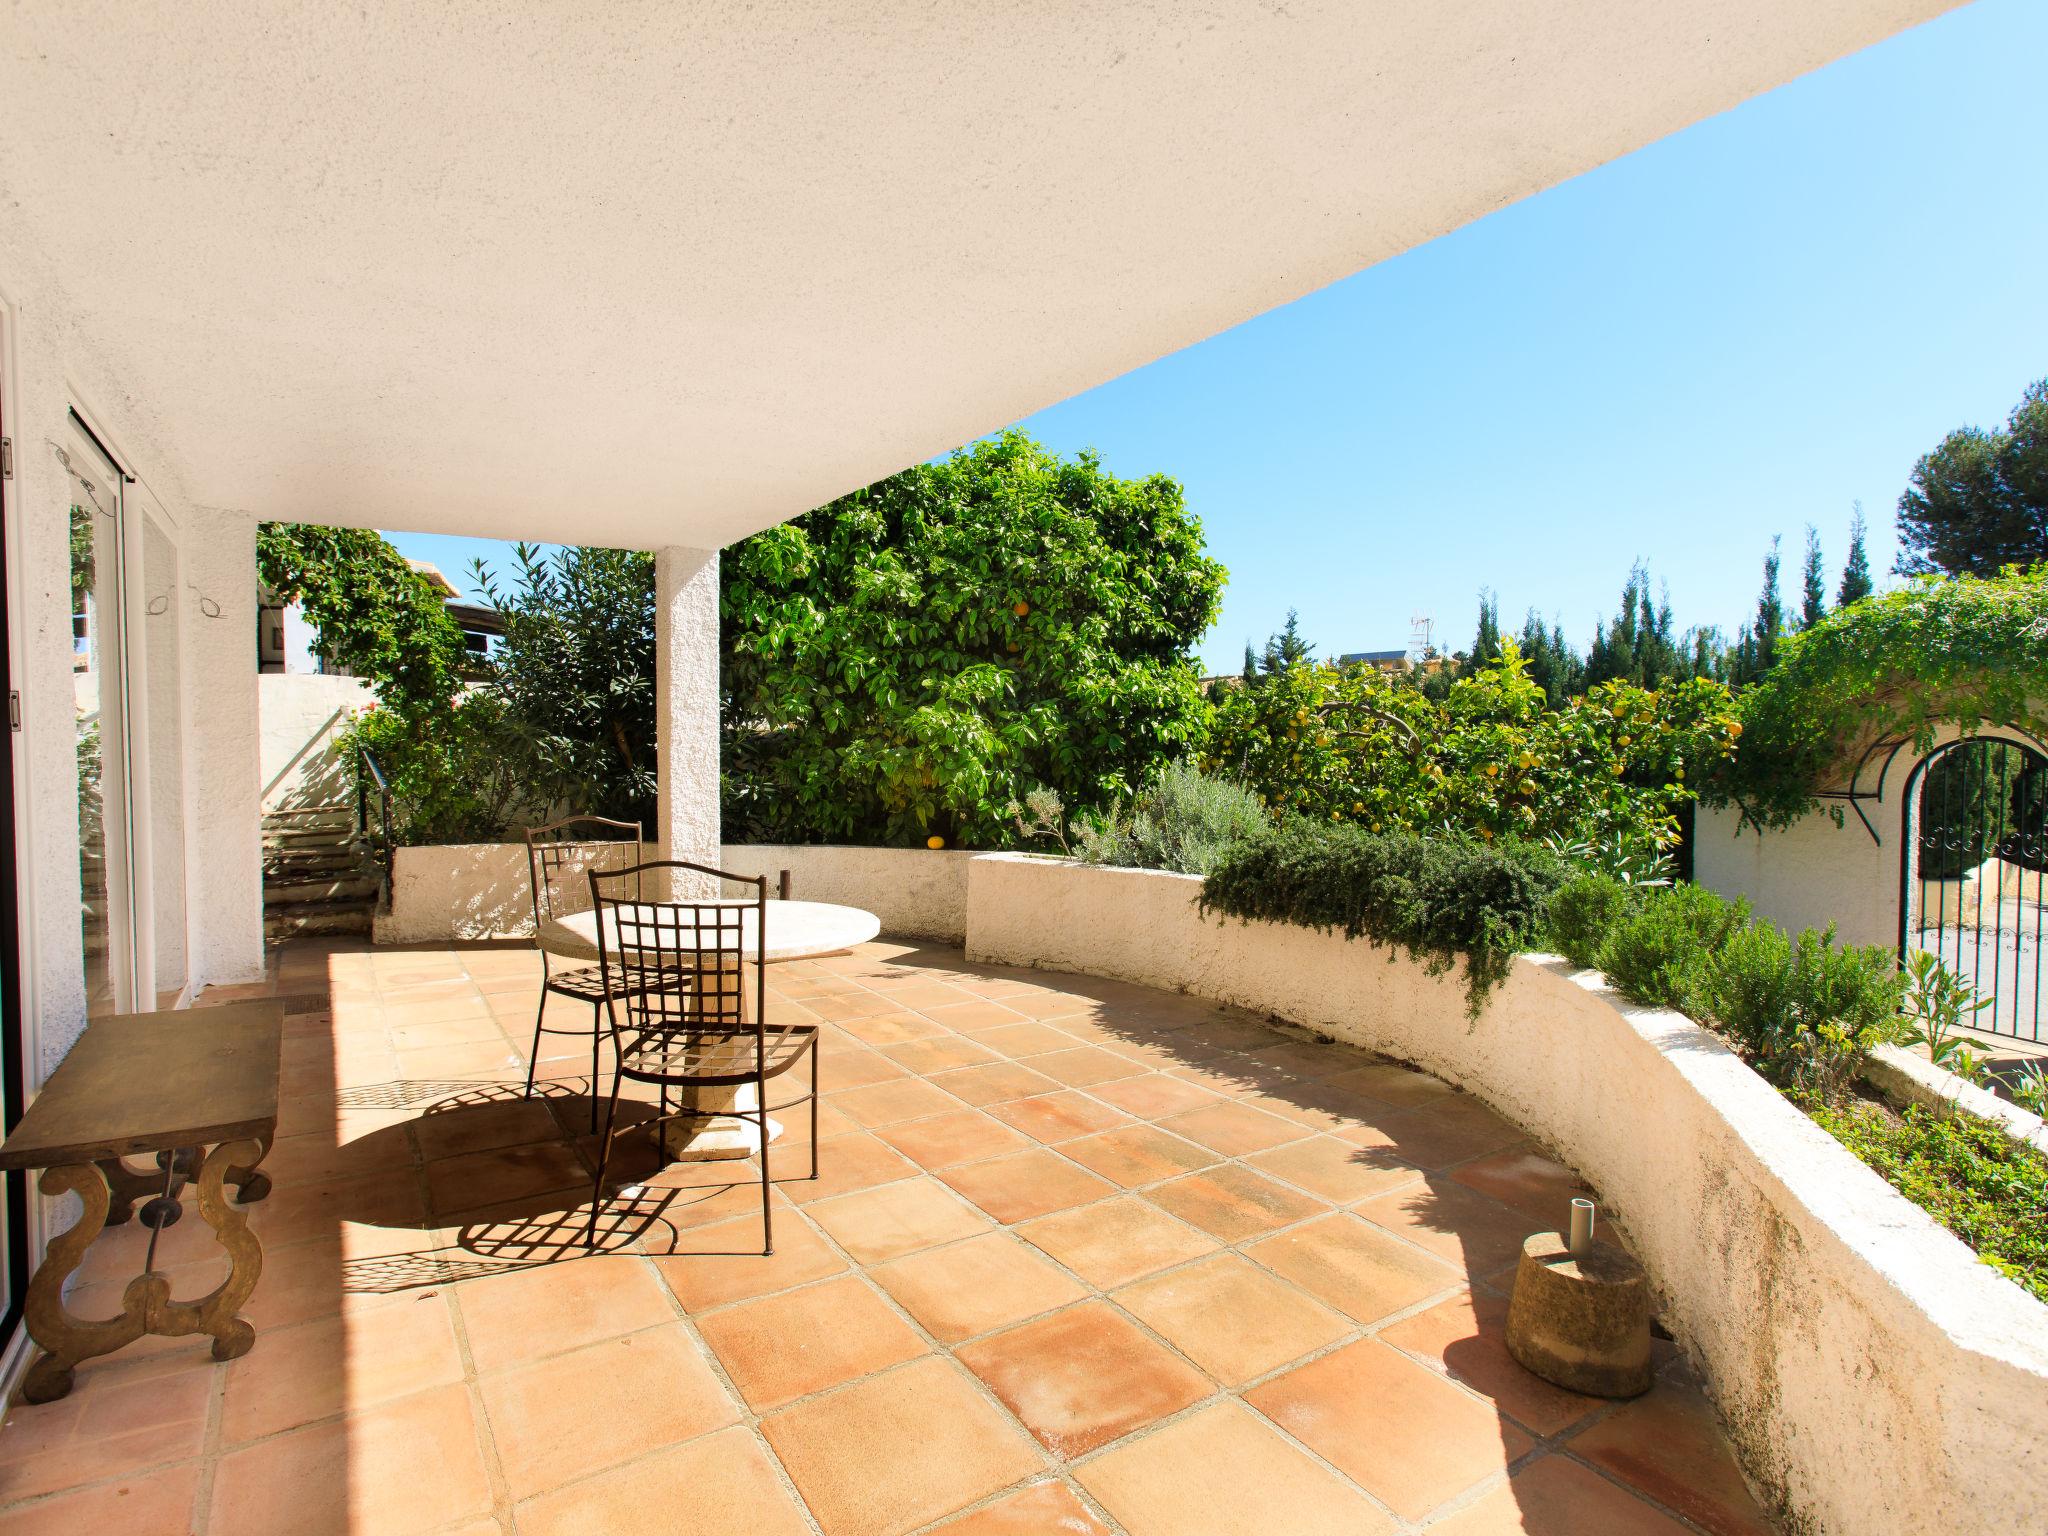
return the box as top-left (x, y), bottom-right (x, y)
top-left (1705, 565), bottom-right (2048, 829)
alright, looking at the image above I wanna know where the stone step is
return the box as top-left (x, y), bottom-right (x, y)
top-left (264, 877), bottom-right (380, 907)
top-left (265, 903), bottom-right (374, 941)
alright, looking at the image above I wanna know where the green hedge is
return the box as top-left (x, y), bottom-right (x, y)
top-left (1201, 820), bottom-right (1565, 1013)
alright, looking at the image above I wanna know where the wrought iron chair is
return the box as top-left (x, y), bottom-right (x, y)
top-left (522, 816), bottom-right (669, 1129)
top-left (586, 861), bottom-right (820, 1252)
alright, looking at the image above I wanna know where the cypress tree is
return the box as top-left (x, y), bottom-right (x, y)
top-left (1837, 504), bottom-right (1874, 607)
top-left (1800, 525), bottom-right (1827, 628)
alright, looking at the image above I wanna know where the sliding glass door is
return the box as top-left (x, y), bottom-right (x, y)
top-left (65, 430), bottom-right (132, 1019)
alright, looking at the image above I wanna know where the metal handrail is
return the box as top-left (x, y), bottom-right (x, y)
top-left (356, 746), bottom-right (394, 904)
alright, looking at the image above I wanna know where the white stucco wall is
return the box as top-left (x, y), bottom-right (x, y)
top-left (377, 841), bottom-right (974, 946)
top-left (965, 854), bottom-right (2048, 1536)
top-left (259, 672), bottom-right (373, 810)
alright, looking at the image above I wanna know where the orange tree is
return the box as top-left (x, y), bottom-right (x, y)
top-left (1203, 643), bottom-right (1739, 857)
top-left (721, 431), bottom-right (1225, 846)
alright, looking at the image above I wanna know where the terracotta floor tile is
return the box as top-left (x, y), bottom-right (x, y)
top-left (882, 1035), bottom-right (1002, 1076)
top-left (1449, 1146), bottom-right (1596, 1227)
top-left (516, 1424), bottom-right (812, 1536)
top-left (1155, 1098), bottom-right (1312, 1156)
top-left (392, 1041), bottom-right (523, 1079)
top-left (1339, 1104), bottom-right (1527, 1170)
top-left (1016, 1196), bottom-right (1216, 1288)
top-left (806, 1176), bottom-right (992, 1263)
top-left (210, 1382), bottom-right (492, 1536)
top-left (1003, 990), bottom-right (1106, 1021)
top-left (1030, 1046), bottom-right (1148, 1087)
top-left (1355, 1176), bottom-right (1537, 1276)
top-left (696, 1273), bottom-right (928, 1410)
top-left (1430, 1453), bottom-right (1695, 1535)
top-left (876, 1109), bottom-right (1031, 1169)
top-left (0, 1462), bottom-right (202, 1536)
top-left (1322, 1060), bottom-right (1460, 1107)
top-left (761, 1357), bottom-right (1044, 1536)
top-left (924, 1480), bottom-right (1112, 1534)
top-left (782, 1131), bottom-right (918, 1205)
top-left (1569, 1377), bottom-right (1776, 1536)
top-left (838, 1011), bottom-right (952, 1046)
top-left (1115, 1253), bottom-right (1351, 1386)
top-left (0, 1362), bottom-right (212, 1502)
top-left (1249, 1338), bottom-right (1531, 1519)
top-left (1076, 1399), bottom-right (1393, 1536)
top-left (651, 1210), bottom-right (848, 1311)
top-left (1244, 1212), bottom-right (1458, 1323)
top-left (480, 1324), bottom-right (738, 1499)
top-left (1379, 1290), bottom-right (1603, 1436)
top-left (1087, 1072), bottom-right (1224, 1120)
top-left (971, 1020), bottom-right (1085, 1058)
top-left (921, 999), bottom-right (1033, 1032)
top-left (454, 1254), bottom-right (678, 1372)
top-left (937, 1147), bottom-right (1118, 1224)
top-left (870, 1230), bottom-right (1087, 1343)
top-left (1178, 1019), bottom-right (1288, 1054)
top-left (221, 1291), bottom-right (464, 1444)
top-left (424, 1138), bottom-right (589, 1213)
top-left (816, 1046), bottom-right (911, 1090)
top-left (1247, 1039), bottom-right (1364, 1078)
top-left (831, 1077), bottom-right (966, 1127)
top-left (1061, 1124), bottom-right (1219, 1187)
top-left (1249, 1133), bottom-right (1424, 1204)
top-left (1143, 1164), bottom-right (1328, 1242)
top-left (986, 1090), bottom-right (1131, 1144)
top-left (928, 1061), bottom-right (1063, 1106)
top-left (957, 1301), bottom-right (1209, 1456)
top-left (879, 979), bottom-right (978, 1010)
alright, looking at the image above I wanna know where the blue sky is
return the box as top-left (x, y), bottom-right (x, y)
top-left (392, 0), bottom-right (2047, 674)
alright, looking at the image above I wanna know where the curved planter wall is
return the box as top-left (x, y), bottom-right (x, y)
top-left (965, 853), bottom-right (2048, 1536)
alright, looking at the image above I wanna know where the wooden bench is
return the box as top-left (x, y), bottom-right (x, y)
top-left (0, 1002), bottom-right (281, 1402)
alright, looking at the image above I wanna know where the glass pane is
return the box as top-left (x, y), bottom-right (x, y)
top-left (67, 455), bottom-right (129, 1017)
top-left (143, 513), bottom-right (186, 1004)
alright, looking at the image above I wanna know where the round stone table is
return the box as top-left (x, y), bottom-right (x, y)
top-left (554, 900), bottom-right (880, 1161)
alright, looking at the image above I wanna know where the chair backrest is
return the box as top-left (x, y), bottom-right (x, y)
top-left (589, 860), bottom-right (768, 1041)
top-left (525, 816), bottom-right (644, 930)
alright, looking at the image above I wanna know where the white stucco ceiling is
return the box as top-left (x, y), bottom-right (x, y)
top-left (2, 2), bottom-right (1953, 549)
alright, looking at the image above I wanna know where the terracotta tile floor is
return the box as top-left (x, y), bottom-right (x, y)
top-left (0, 938), bottom-right (1778, 1535)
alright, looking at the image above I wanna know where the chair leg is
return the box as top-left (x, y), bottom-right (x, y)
top-left (757, 1075), bottom-right (774, 1256)
top-left (587, 1075), bottom-right (624, 1250)
top-left (810, 1051), bottom-right (820, 1181)
top-left (589, 1004), bottom-right (603, 1135)
top-left (524, 986), bottom-right (550, 1101)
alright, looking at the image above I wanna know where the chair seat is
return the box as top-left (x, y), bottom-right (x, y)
top-left (536, 917), bottom-right (600, 962)
top-left (543, 963), bottom-right (684, 1004)
top-left (615, 1024), bottom-right (817, 1085)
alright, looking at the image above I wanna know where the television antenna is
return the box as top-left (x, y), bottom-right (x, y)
top-left (1408, 613), bottom-right (1434, 662)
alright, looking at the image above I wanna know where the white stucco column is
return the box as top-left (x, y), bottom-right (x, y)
top-left (653, 546), bottom-right (721, 893)
top-left (183, 508), bottom-right (265, 988)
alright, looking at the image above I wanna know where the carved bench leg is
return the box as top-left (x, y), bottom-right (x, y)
top-left (228, 1131), bottom-right (274, 1205)
top-left (150, 1139), bottom-right (265, 1363)
top-left (23, 1164), bottom-right (152, 1403)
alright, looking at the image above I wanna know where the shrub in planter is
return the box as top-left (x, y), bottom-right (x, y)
top-left (1202, 819), bottom-right (1565, 1012)
top-left (1705, 923), bottom-right (1906, 1098)
top-left (1594, 883), bottom-right (1748, 1015)
top-left (1545, 873), bottom-right (1640, 971)
top-left (1072, 763), bottom-right (1268, 877)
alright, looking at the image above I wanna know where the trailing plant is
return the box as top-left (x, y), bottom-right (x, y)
top-left (1707, 566), bottom-right (2048, 830)
top-left (1071, 763), bottom-right (1268, 876)
top-left (1200, 819), bottom-right (1566, 1013)
top-left (721, 430), bottom-right (1225, 847)
top-left (1204, 642), bottom-right (1737, 860)
top-left (1806, 1096), bottom-right (2048, 1304)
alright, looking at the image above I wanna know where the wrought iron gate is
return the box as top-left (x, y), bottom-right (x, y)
top-left (1900, 736), bottom-right (2048, 1043)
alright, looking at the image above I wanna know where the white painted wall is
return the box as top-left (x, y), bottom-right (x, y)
top-left (259, 673), bottom-right (373, 810)
top-left (655, 547), bottom-right (720, 895)
top-left (377, 842), bottom-right (973, 945)
top-left (963, 854), bottom-right (2048, 1536)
